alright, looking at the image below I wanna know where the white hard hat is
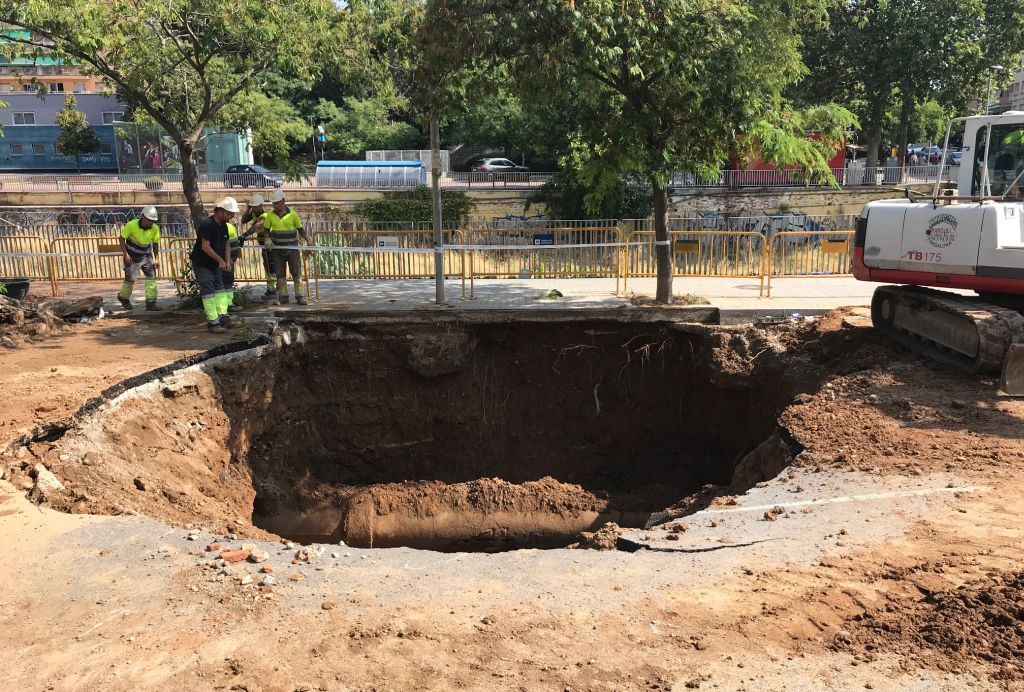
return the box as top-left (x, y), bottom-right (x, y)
top-left (248, 193), bottom-right (264, 207)
top-left (141, 205), bottom-right (158, 221)
top-left (269, 189), bottom-right (286, 204)
top-left (216, 197), bottom-right (240, 214)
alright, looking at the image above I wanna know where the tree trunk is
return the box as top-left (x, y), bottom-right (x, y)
top-left (75, 155), bottom-right (81, 174)
top-left (897, 93), bottom-right (913, 177)
top-left (652, 181), bottom-right (673, 304)
top-left (179, 140), bottom-right (205, 229)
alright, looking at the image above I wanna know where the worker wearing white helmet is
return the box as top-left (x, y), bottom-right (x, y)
top-left (117, 205), bottom-right (162, 311)
top-left (240, 193), bottom-right (276, 298)
top-left (263, 189), bottom-right (311, 305)
top-left (190, 197), bottom-right (243, 333)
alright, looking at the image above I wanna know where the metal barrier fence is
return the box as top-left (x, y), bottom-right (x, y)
top-left (463, 227), bottom-right (623, 300)
top-left (1, 223), bottom-right (860, 301)
top-left (622, 231), bottom-right (767, 295)
top-left (46, 236), bottom-right (184, 296)
top-left (0, 235), bottom-right (50, 284)
top-left (311, 228), bottom-right (466, 279)
top-left (765, 231), bottom-right (855, 297)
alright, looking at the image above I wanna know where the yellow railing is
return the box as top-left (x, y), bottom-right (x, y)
top-left (465, 227), bottom-right (622, 299)
top-left (47, 236), bottom-right (181, 296)
top-left (0, 235), bottom-right (51, 286)
top-left (623, 230), bottom-right (768, 296)
top-left (166, 238), bottom-right (312, 301)
top-left (765, 231), bottom-right (854, 297)
top-left (1, 227), bottom-right (859, 303)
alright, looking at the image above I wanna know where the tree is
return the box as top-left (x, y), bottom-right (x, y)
top-left (54, 94), bottom-right (101, 173)
top-left (312, 97), bottom-right (425, 158)
top-left (0, 0), bottom-right (341, 227)
top-left (218, 92), bottom-right (310, 169)
top-left (796, 0), bottom-right (1024, 168)
top-left (420, 0), bottom-right (853, 303)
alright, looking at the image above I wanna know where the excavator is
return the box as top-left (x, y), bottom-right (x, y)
top-left (853, 112), bottom-right (1024, 395)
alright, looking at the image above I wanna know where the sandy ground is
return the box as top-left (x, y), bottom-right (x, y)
top-left (1, 305), bottom-right (1023, 691)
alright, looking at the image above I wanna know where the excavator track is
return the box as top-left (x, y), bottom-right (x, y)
top-left (870, 285), bottom-right (1024, 375)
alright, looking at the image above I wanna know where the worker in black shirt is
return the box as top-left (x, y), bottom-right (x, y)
top-left (190, 197), bottom-right (242, 333)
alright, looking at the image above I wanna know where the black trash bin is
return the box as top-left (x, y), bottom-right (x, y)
top-left (0, 278), bottom-right (32, 301)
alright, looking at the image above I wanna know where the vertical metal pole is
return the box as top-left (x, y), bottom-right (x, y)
top-left (431, 114), bottom-right (445, 304)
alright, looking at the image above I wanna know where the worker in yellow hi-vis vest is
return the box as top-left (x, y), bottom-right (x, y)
top-left (241, 194), bottom-right (276, 299)
top-left (117, 205), bottom-right (161, 311)
top-left (263, 190), bottom-right (312, 306)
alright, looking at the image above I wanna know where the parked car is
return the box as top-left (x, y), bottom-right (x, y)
top-left (223, 164), bottom-right (284, 188)
top-left (471, 158), bottom-right (529, 173)
top-left (946, 149), bottom-right (963, 166)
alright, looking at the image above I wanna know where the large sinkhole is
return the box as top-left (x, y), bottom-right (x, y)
top-left (51, 313), bottom-right (821, 552)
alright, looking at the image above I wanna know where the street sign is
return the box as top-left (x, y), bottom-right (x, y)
top-left (532, 233), bottom-right (554, 246)
top-left (376, 236), bottom-right (400, 249)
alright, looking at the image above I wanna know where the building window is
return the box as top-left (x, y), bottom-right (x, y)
top-left (21, 83), bottom-right (34, 92)
top-left (100, 143), bottom-right (113, 155)
top-left (0, 84), bottom-right (11, 93)
top-left (102, 111), bottom-right (125, 124)
top-left (13, 112), bottom-right (35, 125)
top-left (48, 82), bottom-right (65, 93)
top-left (73, 83), bottom-right (85, 93)
top-left (10, 144), bottom-right (23, 156)
top-left (32, 143), bottom-right (45, 155)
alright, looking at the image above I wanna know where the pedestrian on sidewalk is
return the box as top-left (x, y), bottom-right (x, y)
top-left (241, 193), bottom-right (276, 299)
top-left (191, 197), bottom-right (243, 333)
top-left (263, 190), bottom-right (311, 306)
top-left (117, 205), bottom-right (162, 311)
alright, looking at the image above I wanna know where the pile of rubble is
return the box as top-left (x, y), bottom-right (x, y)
top-left (0, 295), bottom-right (104, 347)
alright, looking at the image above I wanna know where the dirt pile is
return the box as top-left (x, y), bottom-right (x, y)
top-left (571, 522), bottom-right (622, 550)
top-left (835, 570), bottom-right (1024, 680)
top-left (339, 477), bottom-right (618, 551)
top-left (0, 295), bottom-right (104, 347)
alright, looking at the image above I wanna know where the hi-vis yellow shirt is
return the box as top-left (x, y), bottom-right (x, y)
top-left (121, 218), bottom-right (160, 255)
top-left (264, 208), bottom-right (303, 247)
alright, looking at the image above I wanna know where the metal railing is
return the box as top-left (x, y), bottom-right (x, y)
top-left (1, 217), bottom-right (862, 301)
top-left (765, 230), bottom-right (855, 297)
top-left (668, 165), bottom-right (959, 189)
top-left (623, 230), bottom-right (768, 295)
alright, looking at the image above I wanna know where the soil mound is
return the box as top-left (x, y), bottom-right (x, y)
top-left (836, 570), bottom-right (1024, 680)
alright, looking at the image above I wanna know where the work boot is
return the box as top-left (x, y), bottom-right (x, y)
top-left (118, 296), bottom-right (133, 310)
top-left (220, 316), bottom-right (245, 330)
top-left (277, 294), bottom-right (290, 305)
top-left (296, 296), bottom-right (308, 306)
top-left (145, 301), bottom-right (162, 312)
top-left (227, 303), bottom-right (241, 312)
top-left (208, 323), bottom-right (227, 334)
top-left (263, 289), bottom-right (277, 300)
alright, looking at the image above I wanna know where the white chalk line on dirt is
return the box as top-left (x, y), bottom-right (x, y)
top-left (74, 609), bottom-right (129, 640)
top-left (701, 485), bottom-right (991, 516)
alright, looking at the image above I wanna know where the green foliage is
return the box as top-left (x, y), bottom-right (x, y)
top-left (528, 171), bottom-right (653, 221)
top-left (794, 0), bottom-right (1024, 163)
top-left (219, 92), bottom-right (310, 167)
top-left (349, 187), bottom-right (476, 227)
top-left (912, 100), bottom-right (951, 145)
top-left (313, 97), bottom-right (425, 158)
top-left (0, 0), bottom-right (343, 227)
top-left (54, 94), bottom-right (101, 172)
